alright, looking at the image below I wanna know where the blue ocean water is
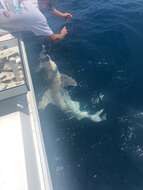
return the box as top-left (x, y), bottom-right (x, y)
top-left (24, 0), bottom-right (143, 189)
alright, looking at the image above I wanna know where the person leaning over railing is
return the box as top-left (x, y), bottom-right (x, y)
top-left (0, 0), bottom-right (72, 42)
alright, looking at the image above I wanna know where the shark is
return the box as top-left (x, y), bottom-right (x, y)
top-left (38, 54), bottom-right (106, 123)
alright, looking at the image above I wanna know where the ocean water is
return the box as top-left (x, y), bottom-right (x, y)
top-left (24, 0), bottom-right (143, 189)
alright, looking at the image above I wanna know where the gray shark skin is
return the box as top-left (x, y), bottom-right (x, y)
top-left (38, 55), bottom-right (106, 123)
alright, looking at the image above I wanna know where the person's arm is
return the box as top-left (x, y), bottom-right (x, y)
top-left (48, 26), bottom-right (68, 42)
top-left (28, 6), bottom-right (68, 41)
top-left (52, 8), bottom-right (72, 20)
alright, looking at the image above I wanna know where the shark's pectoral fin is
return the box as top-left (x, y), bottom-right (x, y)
top-left (38, 89), bottom-right (52, 110)
top-left (61, 74), bottom-right (77, 87)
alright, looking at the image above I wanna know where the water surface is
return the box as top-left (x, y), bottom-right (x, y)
top-left (25, 0), bottom-right (143, 189)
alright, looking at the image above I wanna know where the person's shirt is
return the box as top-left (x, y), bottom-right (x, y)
top-left (0, 1), bottom-right (3, 9)
top-left (0, 0), bottom-right (24, 13)
top-left (38, 0), bottom-right (54, 11)
top-left (0, 0), bottom-right (54, 36)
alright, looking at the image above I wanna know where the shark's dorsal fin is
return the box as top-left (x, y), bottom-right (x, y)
top-left (61, 74), bottom-right (77, 87)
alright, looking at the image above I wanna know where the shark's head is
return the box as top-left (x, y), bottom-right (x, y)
top-left (40, 54), bottom-right (58, 81)
top-left (39, 53), bottom-right (77, 88)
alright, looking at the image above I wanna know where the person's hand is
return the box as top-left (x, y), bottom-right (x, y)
top-left (49, 27), bottom-right (68, 42)
top-left (63, 12), bottom-right (73, 20)
top-left (60, 26), bottom-right (68, 36)
top-left (3, 11), bottom-right (10, 17)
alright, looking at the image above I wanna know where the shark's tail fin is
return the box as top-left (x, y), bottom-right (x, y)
top-left (89, 109), bottom-right (106, 122)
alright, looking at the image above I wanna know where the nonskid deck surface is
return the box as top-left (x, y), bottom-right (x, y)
top-left (0, 34), bottom-right (25, 91)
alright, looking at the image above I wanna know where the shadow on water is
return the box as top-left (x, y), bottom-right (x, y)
top-left (23, 0), bottom-right (143, 189)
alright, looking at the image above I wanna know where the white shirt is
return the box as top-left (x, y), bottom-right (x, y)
top-left (0, 0), bottom-right (54, 36)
